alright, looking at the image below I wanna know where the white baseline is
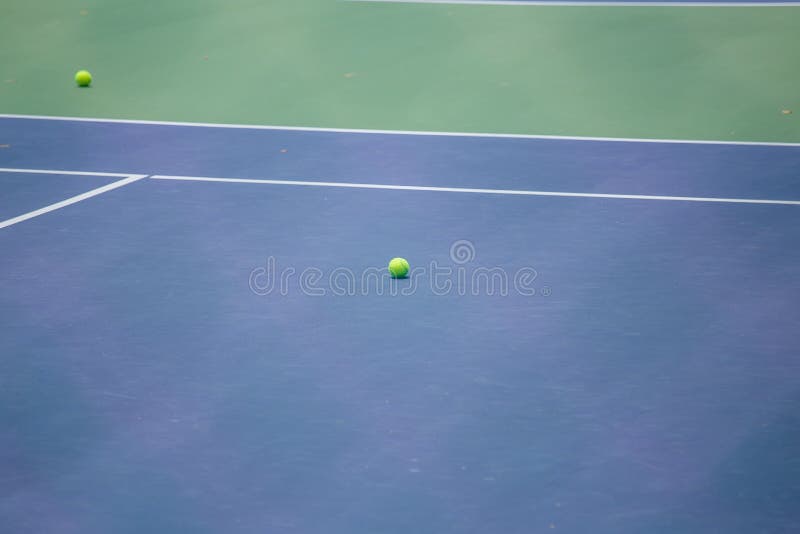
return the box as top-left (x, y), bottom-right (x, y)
top-left (1, 114), bottom-right (799, 148)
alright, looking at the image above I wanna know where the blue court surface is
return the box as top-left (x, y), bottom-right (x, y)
top-left (2, 116), bottom-right (800, 533)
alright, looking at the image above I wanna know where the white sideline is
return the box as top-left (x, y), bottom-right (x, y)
top-left (0, 167), bottom-right (134, 178)
top-left (0, 173), bottom-right (148, 230)
top-left (151, 174), bottom-right (800, 206)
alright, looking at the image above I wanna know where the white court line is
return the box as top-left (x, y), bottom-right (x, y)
top-left (0, 167), bottom-right (133, 178)
top-left (0, 174), bottom-right (148, 230)
top-left (152, 174), bottom-right (800, 206)
top-left (347, 0), bottom-right (800, 6)
top-left (1, 113), bottom-right (799, 148)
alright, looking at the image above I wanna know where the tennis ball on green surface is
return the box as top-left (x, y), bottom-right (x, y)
top-left (388, 257), bottom-right (410, 279)
top-left (75, 70), bottom-right (92, 87)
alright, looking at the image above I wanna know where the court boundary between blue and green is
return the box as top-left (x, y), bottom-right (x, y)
top-left (2, 114), bottom-right (799, 148)
top-left (3, 1), bottom-right (798, 143)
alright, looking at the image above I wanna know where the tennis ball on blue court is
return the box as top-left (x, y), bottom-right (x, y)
top-left (388, 257), bottom-right (410, 279)
top-left (75, 70), bottom-right (92, 87)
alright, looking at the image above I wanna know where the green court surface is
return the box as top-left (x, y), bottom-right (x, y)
top-left (1, 0), bottom-right (798, 141)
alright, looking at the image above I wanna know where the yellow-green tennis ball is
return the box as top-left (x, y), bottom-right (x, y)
top-left (75, 70), bottom-right (92, 87)
top-left (388, 257), bottom-right (410, 279)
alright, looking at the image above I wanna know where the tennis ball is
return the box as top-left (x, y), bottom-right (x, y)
top-left (388, 257), bottom-right (410, 279)
top-left (75, 70), bottom-right (92, 87)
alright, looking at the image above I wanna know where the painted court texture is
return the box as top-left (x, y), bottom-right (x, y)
top-left (1, 1), bottom-right (799, 533)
